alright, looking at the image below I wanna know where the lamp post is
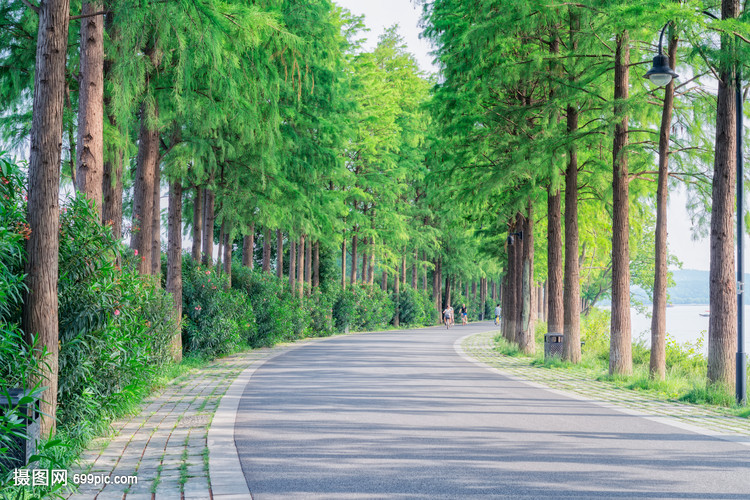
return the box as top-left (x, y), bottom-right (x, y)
top-left (645, 22), bottom-right (746, 406)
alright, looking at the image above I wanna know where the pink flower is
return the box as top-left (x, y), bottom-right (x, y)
top-left (114, 309), bottom-right (120, 316)
top-left (134, 249), bottom-right (139, 256)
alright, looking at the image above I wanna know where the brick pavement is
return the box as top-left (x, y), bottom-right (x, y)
top-left (64, 341), bottom-right (307, 500)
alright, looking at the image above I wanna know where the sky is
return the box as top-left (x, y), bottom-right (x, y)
top-left (335, 0), bottom-right (724, 271)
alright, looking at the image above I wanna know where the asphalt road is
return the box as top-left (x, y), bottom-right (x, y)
top-left (235, 322), bottom-right (750, 499)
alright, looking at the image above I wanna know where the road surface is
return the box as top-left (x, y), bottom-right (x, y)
top-left (235, 322), bottom-right (750, 499)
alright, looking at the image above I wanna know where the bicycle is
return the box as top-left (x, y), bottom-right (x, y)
top-left (494, 315), bottom-right (500, 326)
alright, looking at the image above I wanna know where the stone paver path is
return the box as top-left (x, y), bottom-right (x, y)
top-left (65, 341), bottom-right (302, 500)
top-left (460, 331), bottom-right (750, 438)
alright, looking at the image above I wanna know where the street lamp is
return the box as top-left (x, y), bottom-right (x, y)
top-left (644, 23), bottom-right (679, 87)
top-left (645, 21), bottom-right (746, 406)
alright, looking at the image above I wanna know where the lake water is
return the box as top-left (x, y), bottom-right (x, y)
top-left (616, 305), bottom-right (750, 354)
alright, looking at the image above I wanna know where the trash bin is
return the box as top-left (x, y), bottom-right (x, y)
top-left (0, 388), bottom-right (40, 471)
top-left (544, 333), bottom-right (564, 359)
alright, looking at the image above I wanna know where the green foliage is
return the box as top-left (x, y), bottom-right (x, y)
top-left (182, 258), bottom-right (255, 356)
top-left (397, 285), bottom-right (433, 326)
top-left (57, 196), bottom-right (176, 435)
top-left (0, 153), bottom-right (27, 322)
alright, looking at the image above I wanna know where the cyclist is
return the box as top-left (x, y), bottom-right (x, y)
top-left (443, 306), bottom-right (452, 328)
top-left (460, 304), bottom-right (468, 325)
top-left (494, 303), bottom-right (501, 326)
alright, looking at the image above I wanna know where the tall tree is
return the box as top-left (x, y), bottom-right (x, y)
top-left (23, 0), bottom-right (71, 437)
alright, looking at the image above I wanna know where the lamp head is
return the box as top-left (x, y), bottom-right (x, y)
top-left (645, 53), bottom-right (679, 87)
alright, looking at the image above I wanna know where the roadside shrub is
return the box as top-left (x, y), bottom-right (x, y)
top-left (352, 283), bottom-right (392, 330)
top-left (57, 196), bottom-right (176, 433)
top-left (332, 287), bottom-right (356, 332)
top-left (182, 257), bottom-right (255, 356)
top-left (231, 264), bottom-right (296, 346)
top-left (398, 285), bottom-right (432, 326)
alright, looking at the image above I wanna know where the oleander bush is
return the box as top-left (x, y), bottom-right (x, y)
top-left (57, 196), bottom-right (176, 434)
top-left (182, 257), bottom-right (256, 356)
top-left (397, 285), bottom-right (433, 326)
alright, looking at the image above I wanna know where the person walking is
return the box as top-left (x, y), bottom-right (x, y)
top-left (494, 304), bottom-right (501, 326)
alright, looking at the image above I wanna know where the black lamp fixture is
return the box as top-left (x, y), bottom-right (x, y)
top-left (506, 231), bottom-right (523, 245)
top-left (644, 22), bottom-right (679, 87)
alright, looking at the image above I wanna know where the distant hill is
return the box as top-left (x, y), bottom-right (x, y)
top-left (629, 269), bottom-right (750, 305)
top-left (667, 269), bottom-right (710, 305)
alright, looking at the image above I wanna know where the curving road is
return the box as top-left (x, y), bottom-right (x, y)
top-left (235, 322), bottom-right (750, 499)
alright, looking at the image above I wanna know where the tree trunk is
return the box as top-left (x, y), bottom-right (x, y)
top-left (350, 233), bottom-right (358, 285)
top-left (610, 30), bottom-right (632, 376)
top-left (201, 187), bottom-right (214, 265)
top-left (472, 281), bottom-right (477, 301)
top-left (313, 241), bottom-right (320, 288)
top-left (289, 239), bottom-right (297, 289)
top-left (400, 254), bottom-right (407, 286)
top-left (23, 0), bottom-right (70, 437)
top-left (242, 224), bottom-right (254, 269)
top-left (394, 264), bottom-right (400, 327)
top-left (382, 270), bottom-right (388, 291)
top-left (563, 100), bottom-right (582, 363)
top-left (650, 32), bottom-right (677, 381)
top-left (444, 274), bottom-right (452, 309)
top-left (131, 102), bottom-right (159, 275)
top-left (262, 228), bottom-right (271, 273)
top-left (708, 0), bottom-right (740, 386)
top-left (166, 179), bottom-right (182, 362)
top-left (547, 185), bottom-right (564, 334)
top-left (368, 239), bottom-right (375, 285)
top-left (101, 12), bottom-right (122, 237)
top-left (422, 251), bottom-right (427, 291)
top-left (151, 162), bottom-right (161, 279)
top-left (305, 236), bottom-right (312, 294)
top-left (75, 0), bottom-right (104, 216)
top-left (340, 237), bottom-right (346, 290)
top-left (217, 221), bottom-right (224, 273)
top-left (412, 249), bottom-right (418, 289)
top-left (223, 227), bottom-right (232, 288)
top-left (519, 202), bottom-right (536, 354)
top-left (298, 234), bottom-right (305, 298)
top-left (276, 229), bottom-right (284, 279)
top-left (192, 187), bottom-right (202, 261)
top-left (362, 250), bottom-right (368, 286)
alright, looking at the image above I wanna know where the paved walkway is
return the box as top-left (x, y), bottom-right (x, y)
top-left (65, 328), bottom-right (750, 499)
top-left (65, 341), bottom-right (309, 500)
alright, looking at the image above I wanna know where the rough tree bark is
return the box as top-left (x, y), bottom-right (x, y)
top-left (708, 0), bottom-right (740, 386)
top-left (276, 229), bottom-right (284, 279)
top-left (394, 263), bottom-right (401, 327)
top-left (610, 30), bottom-right (632, 376)
top-left (289, 239), bottom-right (297, 289)
top-left (519, 203), bottom-right (536, 354)
top-left (75, 1), bottom-right (104, 215)
top-left (166, 179), bottom-right (182, 362)
top-left (151, 163), bottom-right (161, 279)
top-left (313, 241), bottom-right (320, 289)
top-left (191, 187), bottom-right (202, 261)
top-left (131, 102), bottom-right (159, 275)
top-left (563, 102), bottom-right (582, 363)
top-left (305, 236), bottom-right (312, 294)
top-left (650, 32), bottom-right (677, 381)
top-left (201, 187), bottom-right (214, 265)
top-left (412, 249), bottom-right (418, 289)
top-left (340, 237), bottom-right (346, 290)
top-left (242, 223), bottom-right (254, 269)
top-left (23, 0), bottom-right (71, 437)
top-left (297, 234), bottom-right (305, 298)
top-left (223, 227), bottom-right (232, 288)
top-left (547, 185), bottom-right (564, 334)
top-left (262, 228), bottom-right (271, 273)
top-left (350, 233), bottom-right (358, 285)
